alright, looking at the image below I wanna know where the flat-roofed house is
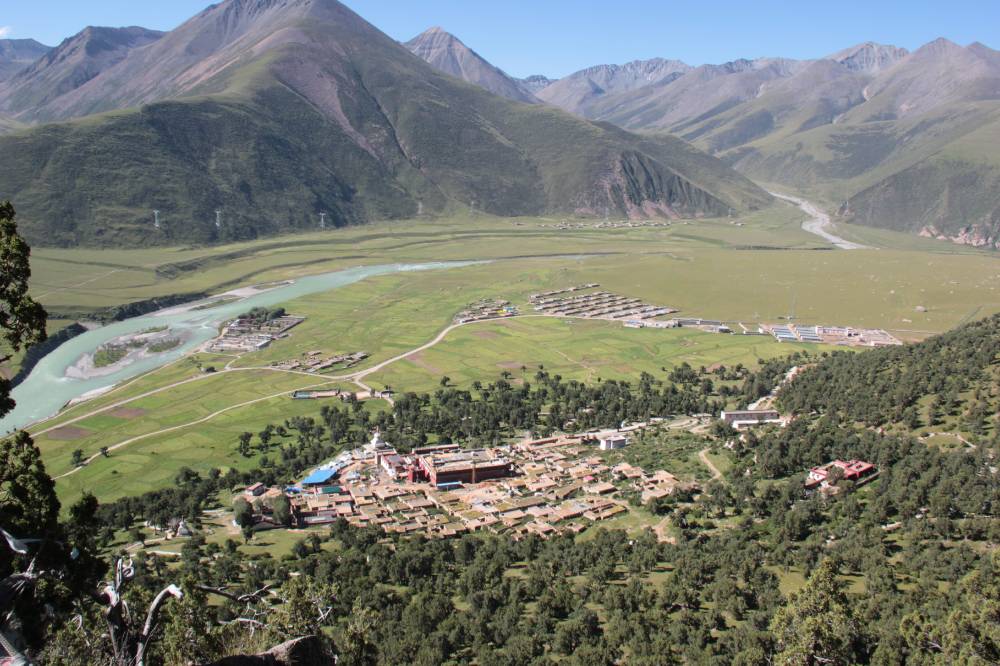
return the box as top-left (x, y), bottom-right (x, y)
top-left (598, 434), bottom-right (629, 450)
top-left (417, 449), bottom-right (513, 485)
top-left (720, 409), bottom-right (782, 429)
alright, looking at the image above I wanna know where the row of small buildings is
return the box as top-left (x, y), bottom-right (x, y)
top-left (207, 314), bottom-right (305, 352)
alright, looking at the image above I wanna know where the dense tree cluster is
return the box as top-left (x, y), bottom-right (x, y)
top-left (372, 363), bottom-right (764, 450)
top-left (778, 314), bottom-right (1000, 428)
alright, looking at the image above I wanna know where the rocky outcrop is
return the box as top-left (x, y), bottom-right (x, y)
top-left (828, 42), bottom-right (909, 74)
top-left (518, 74), bottom-right (554, 94)
top-left (586, 152), bottom-right (730, 220)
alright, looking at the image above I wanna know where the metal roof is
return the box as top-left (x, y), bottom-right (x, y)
top-left (301, 469), bottom-right (339, 485)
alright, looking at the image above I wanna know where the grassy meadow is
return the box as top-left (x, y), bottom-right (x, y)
top-left (366, 316), bottom-right (824, 394)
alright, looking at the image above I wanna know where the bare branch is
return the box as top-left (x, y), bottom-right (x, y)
top-left (195, 583), bottom-right (274, 604)
top-left (133, 584), bottom-right (182, 666)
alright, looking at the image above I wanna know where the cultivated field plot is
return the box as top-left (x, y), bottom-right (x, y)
top-left (34, 370), bottom-right (317, 476)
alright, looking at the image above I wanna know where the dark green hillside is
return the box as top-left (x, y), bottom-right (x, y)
top-left (0, 0), bottom-right (771, 247)
top-left (778, 313), bottom-right (1000, 431)
top-left (0, 89), bottom-right (435, 246)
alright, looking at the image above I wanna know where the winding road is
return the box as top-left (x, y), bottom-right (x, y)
top-left (698, 448), bottom-right (723, 482)
top-left (768, 191), bottom-right (869, 250)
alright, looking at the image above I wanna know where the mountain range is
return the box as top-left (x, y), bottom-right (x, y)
top-left (0, 0), bottom-right (769, 248)
top-left (3, 4), bottom-right (998, 249)
top-left (408, 30), bottom-right (1000, 247)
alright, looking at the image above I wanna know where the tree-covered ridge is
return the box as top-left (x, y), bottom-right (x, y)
top-left (778, 313), bottom-right (1000, 429)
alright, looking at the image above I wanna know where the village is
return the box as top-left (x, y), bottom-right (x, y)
top-left (237, 427), bottom-right (699, 540)
top-left (270, 350), bottom-right (370, 373)
top-left (530, 285), bottom-right (678, 321)
top-left (204, 283), bottom-right (885, 544)
top-left (234, 407), bottom-right (878, 541)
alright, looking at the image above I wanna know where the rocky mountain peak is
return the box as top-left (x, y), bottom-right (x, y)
top-left (829, 41), bottom-right (908, 73)
top-left (404, 26), bottom-right (538, 103)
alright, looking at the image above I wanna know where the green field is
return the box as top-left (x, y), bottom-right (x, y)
top-left (21, 199), bottom-right (822, 316)
top-left (367, 316), bottom-right (822, 393)
top-left (27, 203), bottom-right (1000, 336)
top-left (48, 396), bottom-right (391, 504)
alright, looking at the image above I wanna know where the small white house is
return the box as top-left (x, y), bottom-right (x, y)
top-left (598, 434), bottom-right (629, 451)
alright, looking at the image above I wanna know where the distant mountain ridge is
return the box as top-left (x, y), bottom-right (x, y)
top-left (0, 39), bottom-right (51, 83)
top-left (0, 26), bottom-right (164, 119)
top-left (518, 74), bottom-right (554, 94)
top-left (407, 30), bottom-right (1000, 247)
top-left (536, 58), bottom-right (691, 116)
top-left (0, 0), bottom-right (770, 248)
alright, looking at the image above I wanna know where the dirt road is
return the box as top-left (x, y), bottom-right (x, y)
top-left (769, 191), bottom-right (869, 250)
top-left (699, 448), bottom-right (723, 482)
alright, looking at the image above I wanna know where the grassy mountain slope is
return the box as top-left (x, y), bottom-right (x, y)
top-left (0, 0), bottom-right (771, 247)
top-left (728, 101), bottom-right (1000, 240)
top-left (531, 37), bottom-right (1000, 245)
top-left (587, 58), bottom-right (805, 133)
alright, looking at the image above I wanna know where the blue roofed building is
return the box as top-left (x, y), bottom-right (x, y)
top-left (301, 468), bottom-right (340, 487)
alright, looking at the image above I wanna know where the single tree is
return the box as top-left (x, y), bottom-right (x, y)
top-left (0, 201), bottom-right (47, 418)
top-left (770, 559), bottom-right (862, 665)
top-left (0, 430), bottom-right (60, 538)
top-left (272, 494), bottom-right (293, 527)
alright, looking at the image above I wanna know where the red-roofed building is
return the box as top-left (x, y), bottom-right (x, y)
top-left (807, 459), bottom-right (876, 489)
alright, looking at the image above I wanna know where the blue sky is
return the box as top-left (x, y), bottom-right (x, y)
top-left (3, 0), bottom-right (998, 78)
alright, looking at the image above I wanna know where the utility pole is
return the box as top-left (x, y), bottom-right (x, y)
top-left (153, 210), bottom-right (160, 230)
